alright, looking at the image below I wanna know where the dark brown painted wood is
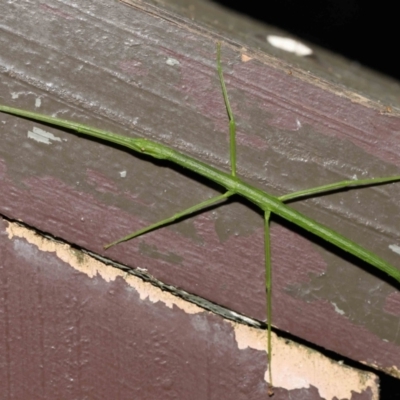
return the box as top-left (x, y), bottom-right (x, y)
top-left (0, 219), bottom-right (268, 399)
top-left (0, 218), bottom-right (378, 399)
top-left (0, 0), bottom-right (399, 388)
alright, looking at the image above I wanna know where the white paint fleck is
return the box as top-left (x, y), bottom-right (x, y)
top-left (28, 126), bottom-right (62, 144)
top-left (267, 35), bottom-right (313, 56)
top-left (389, 244), bottom-right (400, 255)
top-left (119, 170), bottom-right (127, 178)
top-left (295, 118), bottom-right (302, 130)
top-left (35, 97), bottom-right (42, 108)
top-left (331, 302), bottom-right (345, 315)
top-left (166, 57), bottom-right (180, 66)
top-left (11, 92), bottom-right (20, 99)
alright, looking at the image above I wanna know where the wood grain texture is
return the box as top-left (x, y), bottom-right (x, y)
top-left (0, 0), bottom-right (399, 382)
top-left (0, 218), bottom-right (379, 399)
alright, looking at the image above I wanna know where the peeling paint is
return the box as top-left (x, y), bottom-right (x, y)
top-left (6, 221), bottom-right (378, 399)
top-left (241, 54), bottom-right (252, 63)
top-left (6, 221), bottom-right (201, 315)
top-left (233, 324), bottom-right (378, 399)
top-left (389, 244), bottom-right (400, 255)
top-left (119, 170), bottom-right (127, 178)
top-left (28, 126), bottom-right (63, 144)
top-left (234, 322), bottom-right (266, 352)
top-left (35, 97), bottom-right (42, 108)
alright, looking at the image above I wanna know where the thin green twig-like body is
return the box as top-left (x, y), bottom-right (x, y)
top-left (1, 43), bottom-right (400, 396)
top-left (1, 102), bottom-right (399, 281)
top-left (264, 210), bottom-right (273, 394)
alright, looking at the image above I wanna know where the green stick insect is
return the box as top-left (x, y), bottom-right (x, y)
top-left (1, 43), bottom-right (400, 396)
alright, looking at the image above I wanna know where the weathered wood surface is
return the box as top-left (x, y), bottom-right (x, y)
top-left (0, 218), bottom-right (379, 399)
top-left (0, 0), bottom-right (399, 390)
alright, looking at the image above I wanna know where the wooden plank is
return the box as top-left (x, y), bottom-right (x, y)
top-left (0, 218), bottom-right (379, 399)
top-left (0, 0), bottom-right (399, 383)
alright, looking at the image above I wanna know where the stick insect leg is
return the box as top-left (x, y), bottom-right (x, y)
top-left (104, 191), bottom-right (234, 249)
top-left (218, 42), bottom-right (274, 395)
top-left (279, 175), bottom-right (400, 203)
top-left (106, 43), bottom-right (238, 251)
top-left (217, 42), bottom-right (236, 177)
top-left (264, 210), bottom-right (274, 396)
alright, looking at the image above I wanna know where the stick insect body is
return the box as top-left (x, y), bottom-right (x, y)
top-left (1, 43), bottom-right (400, 396)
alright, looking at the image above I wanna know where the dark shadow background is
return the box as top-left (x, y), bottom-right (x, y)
top-left (212, 1), bottom-right (400, 399)
top-left (214, 0), bottom-right (399, 81)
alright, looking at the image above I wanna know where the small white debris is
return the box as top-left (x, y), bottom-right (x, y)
top-left (119, 170), bottom-right (127, 178)
top-left (166, 57), bottom-right (180, 66)
top-left (35, 97), bottom-right (42, 108)
top-left (331, 302), bottom-right (345, 315)
top-left (228, 310), bottom-right (258, 325)
top-left (28, 126), bottom-right (62, 144)
top-left (267, 35), bottom-right (313, 56)
top-left (389, 244), bottom-right (400, 255)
